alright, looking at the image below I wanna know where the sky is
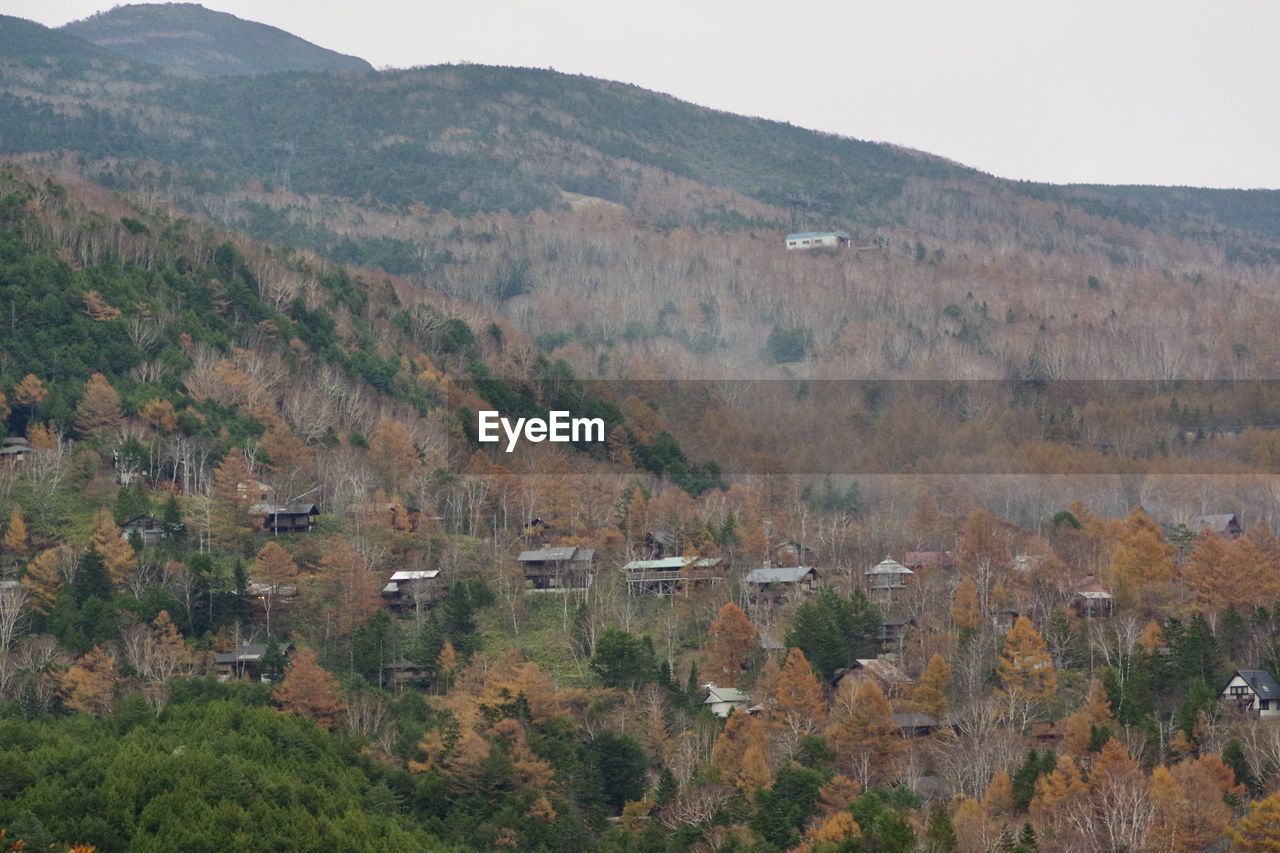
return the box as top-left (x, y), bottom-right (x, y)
top-left (11, 0), bottom-right (1280, 188)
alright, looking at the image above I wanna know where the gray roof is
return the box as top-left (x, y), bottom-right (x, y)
top-left (518, 546), bottom-right (594, 563)
top-left (390, 570), bottom-right (439, 581)
top-left (744, 566), bottom-right (816, 585)
top-left (1234, 670), bottom-right (1280, 700)
top-left (892, 711), bottom-right (940, 729)
top-left (213, 642), bottom-right (291, 664)
top-left (786, 231), bottom-right (850, 240)
top-left (704, 685), bottom-right (750, 704)
top-left (250, 503), bottom-right (318, 516)
top-left (866, 557), bottom-right (914, 576)
top-left (622, 556), bottom-right (721, 571)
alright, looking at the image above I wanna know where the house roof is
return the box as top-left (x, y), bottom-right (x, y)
top-left (744, 566), bottom-right (816, 585)
top-left (1191, 514), bottom-right (1239, 533)
top-left (704, 685), bottom-right (750, 704)
top-left (892, 711), bottom-right (939, 729)
top-left (249, 503), bottom-right (318, 516)
top-left (390, 570), bottom-right (440, 581)
top-left (213, 642), bottom-right (291, 664)
top-left (786, 231), bottom-right (850, 240)
top-left (866, 557), bottom-right (914, 576)
top-left (1076, 575), bottom-right (1112, 598)
top-left (1232, 670), bottom-right (1280, 700)
top-left (518, 546), bottom-right (595, 563)
top-left (622, 556), bottom-right (722, 571)
top-left (759, 633), bottom-right (785, 651)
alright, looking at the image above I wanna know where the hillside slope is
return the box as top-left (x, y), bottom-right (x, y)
top-left (61, 3), bottom-right (373, 77)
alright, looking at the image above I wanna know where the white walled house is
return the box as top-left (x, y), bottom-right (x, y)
top-left (785, 230), bottom-right (851, 251)
top-left (1222, 670), bottom-right (1280, 718)
top-left (703, 684), bottom-right (750, 718)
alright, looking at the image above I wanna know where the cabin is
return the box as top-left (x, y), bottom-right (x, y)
top-left (381, 569), bottom-right (441, 607)
top-left (245, 581), bottom-right (297, 604)
top-left (832, 658), bottom-right (912, 696)
top-left (1222, 670), bottom-right (1280, 718)
top-left (643, 529), bottom-right (678, 559)
top-left (742, 566), bottom-right (819, 603)
top-left (991, 610), bottom-right (1020, 635)
top-left (759, 633), bottom-right (786, 654)
top-left (213, 641), bottom-right (291, 682)
top-left (518, 546), bottom-right (596, 591)
top-left (904, 551), bottom-right (956, 573)
top-left (622, 556), bottom-right (724, 596)
top-left (119, 515), bottom-right (167, 547)
top-left (1190, 514), bottom-right (1243, 539)
top-left (383, 659), bottom-right (431, 690)
top-left (773, 541), bottom-right (817, 565)
top-left (703, 684), bottom-right (751, 718)
top-left (249, 503), bottom-right (319, 534)
top-left (866, 557), bottom-right (914, 594)
top-left (1073, 575), bottom-right (1113, 618)
top-left (785, 230), bottom-right (851, 251)
top-left (879, 618), bottom-right (913, 649)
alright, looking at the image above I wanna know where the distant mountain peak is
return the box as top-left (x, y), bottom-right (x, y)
top-left (60, 3), bottom-right (373, 77)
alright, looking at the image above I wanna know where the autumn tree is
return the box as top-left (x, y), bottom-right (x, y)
top-left (952, 576), bottom-right (980, 635)
top-left (252, 541), bottom-right (299, 637)
top-left (74, 373), bottom-right (123, 439)
top-left (316, 540), bottom-right (382, 650)
top-left (1183, 533), bottom-right (1280, 614)
top-left (13, 373), bottom-right (48, 410)
top-left (22, 546), bottom-right (72, 614)
top-left (209, 449), bottom-right (257, 548)
top-left (368, 416), bottom-right (421, 494)
top-left (996, 616), bottom-right (1057, 728)
top-left (1108, 507), bottom-right (1174, 602)
top-left (912, 653), bottom-right (953, 719)
top-left (705, 602), bottom-right (757, 684)
top-left (121, 610), bottom-right (194, 710)
top-left (275, 647), bottom-right (345, 729)
top-left (3, 505), bottom-right (28, 555)
top-left (61, 645), bottom-right (119, 715)
top-left (770, 647), bottom-right (827, 754)
top-left (1151, 754), bottom-right (1242, 852)
top-left (1060, 677), bottom-right (1115, 756)
top-left (1233, 790), bottom-right (1280, 851)
top-left (90, 507), bottom-right (135, 585)
top-left (826, 677), bottom-right (899, 787)
top-left (0, 579), bottom-right (28, 652)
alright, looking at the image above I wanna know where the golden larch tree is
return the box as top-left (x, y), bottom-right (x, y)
top-left (74, 373), bottom-right (123, 438)
top-left (4, 505), bottom-right (29, 555)
top-left (274, 647), bottom-right (345, 729)
top-left (368, 416), bottom-right (421, 494)
top-left (1108, 507), bottom-right (1174, 599)
top-left (996, 616), bottom-right (1057, 726)
top-left (1061, 677), bottom-right (1116, 756)
top-left (209, 450), bottom-right (257, 547)
top-left (952, 576), bottom-right (980, 634)
top-left (13, 373), bottom-right (48, 408)
top-left (22, 546), bottom-right (71, 614)
top-left (90, 507), bottom-right (136, 585)
top-left (61, 646), bottom-right (119, 715)
top-left (705, 602), bottom-right (757, 685)
top-left (770, 647), bottom-right (827, 749)
top-left (252, 541), bottom-right (299, 637)
top-left (826, 677), bottom-right (899, 787)
top-left (911, 653), bottom-right (952, 720)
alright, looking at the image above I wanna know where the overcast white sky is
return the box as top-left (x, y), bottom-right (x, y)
top-left (10, 0), bottom-right (1280, 188)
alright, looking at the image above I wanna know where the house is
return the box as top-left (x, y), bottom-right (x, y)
top-left (0, 437), bottom-right (30, 462)
top-left (832, 657), bottom-right (912, 695)
top-left (785, 230), bottom-right (851, 251)
top-left (759, 633), bottom-right (786, 654)
top-left (742, 566), bottom-right (819, 603)
top-left (1222, 670), bottom-right (1280, 718)
top-left (518, 546), bottom-right (596, 591)
top-left (879, 618), bottom-right (913, 648)
top-left (1190, 514), bottom-right (1243, 539)
top-left (1011, 554), bottom-right (1041, 573)
top-left (1030, 721), bottom-right (1063, 743)
top-left (119, 515), bottom-right (167, 546)
top-left (246, 581), bottom-right (297, 603)
top-left (866, 557), bottom-right (914, 593)
top-left (622, 556), bottom-right (724, 596)
top-left (213, 641), bottom-right (291, 682)
top-left (382, 659), bottom-right (431, 690)
top-left (904, 551), bottom-right (956, 573)
top-left (703, 684), bottom-right (751, 717)
top-left (991, 610), bottom-right (1020, 635)
top-left (892, 711), bottom-right (940, 737)
top-left (643, 529), bottom-right (678, 559)
top-left (381, 569), bottom-right (441, 607)
top-left (773, 541), bottom-right (817, 565)
top-left (249, 503), bottom-right (319, 534)
top-left (1073, 575), bottom-right (1113, 618)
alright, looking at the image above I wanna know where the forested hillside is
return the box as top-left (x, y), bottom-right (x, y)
top-left (5, 6), bottom-right (1280, 851)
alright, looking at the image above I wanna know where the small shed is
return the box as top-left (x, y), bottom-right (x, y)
top-left (742, 566), bottom-right (819, 603)
top-left (892, 711), bottom-right (940, 737)
top-left (0, 437), bottom-right (30, 462)
top-left (1222, 670), bottom-right (1280, 718)
top-left (382, 569), bottom-right (441, 607)
top-left (1073, 575), bottom-right (1113, 618)
top-left (703, 684), bottom-right (751, 718)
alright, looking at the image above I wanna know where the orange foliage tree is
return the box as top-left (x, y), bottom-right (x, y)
top-left (274, 647), bottom-right (345, 729)
top-left (704, 602), bottom-right (757, 685)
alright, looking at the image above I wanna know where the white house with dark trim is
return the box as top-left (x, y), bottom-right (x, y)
top-left (1222, 670), bottom-right (1280, 718)
top-left (703, 684), bottom-right (751, 717)
top-left (785, 231), bottom-right (851, 251)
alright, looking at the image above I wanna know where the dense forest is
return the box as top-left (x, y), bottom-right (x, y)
top-left (5, 5), bottom-right (1280, 851)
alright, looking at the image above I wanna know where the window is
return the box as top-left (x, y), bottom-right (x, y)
top-left (1263, 700), bottom-right (1271, 711)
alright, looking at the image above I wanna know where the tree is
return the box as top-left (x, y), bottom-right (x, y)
top-left (3, 506), bottom-right (28, 555)
top-left (90, 507), bottom-right (135, 585)
top-left (770, 647), bottom-right (827, 753)
top-left (13, 373), bottom-right (48, 409)
top-left (786, 588), bottom-right (881, 679)
top-left (74, 372), bottom-right (123, 439)
top-left (1109, 508), bottom-right (1174, 601)
top-left (952, 576), bottom-right (980, 635)
top-left (924, 803), bottom-right (959, 852)
top-left (912, 653), bottom-right (952, 719)
top-left (121, 610), bottom-right (194, 711)
top-left (0, 580), bottom-right (28, 652)
top-left (61, 645), bottom-right (118, 715)
top-left (275, 647), bottom-right (345, 729)
top-left (252, 541), bottom-right (299, 637)
top-left (591, 629), bottom-right (658, 689)
top-left (704, 602), bottom-right (757, 684)
top-left (826, 677), bottom-right (899, 787)
top-left (368, 416), bottom-right (421, 493)
top-left (73, 546), bottom-right (113, 604)
top-left (996, 616), bottom-right (1057, 727)
top-left (1234, 790), bottom-right (1280, 851)
top-left (209, 450), bottom-right (256, 548)
top-left (22, 546), bottom-right (69, 614)
top-left (1060, 677), bottom-right (1115, 756)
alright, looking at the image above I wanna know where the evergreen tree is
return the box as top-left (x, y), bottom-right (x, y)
top-left (73, 547), bottom-right (113, 604)
top-left (924, 803), bottom-right (959, 852)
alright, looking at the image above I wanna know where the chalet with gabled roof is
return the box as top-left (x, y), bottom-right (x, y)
top-left (1222, 670), bottom-right (1280, 718)
top-left (622, 555), bottom-right (724, 596)
top-left (518, 546), bottom-right (596, 591)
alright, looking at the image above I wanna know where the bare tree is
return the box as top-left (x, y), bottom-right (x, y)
top-left (0, 583), bottom-right (28, 652)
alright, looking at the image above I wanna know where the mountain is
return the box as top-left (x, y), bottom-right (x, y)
top-left (60, 3), bottom-right (373, 77)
